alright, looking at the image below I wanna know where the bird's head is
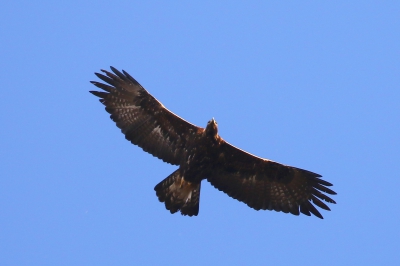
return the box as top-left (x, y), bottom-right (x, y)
top-left (206, 117), bottom-right (219, 139)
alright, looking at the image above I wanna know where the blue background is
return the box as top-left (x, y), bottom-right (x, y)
top-left (1, 1), bottom-right (399, 265)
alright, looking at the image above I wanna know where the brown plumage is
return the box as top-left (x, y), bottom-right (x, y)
top-left (90, 67), bottom-right (336, 218)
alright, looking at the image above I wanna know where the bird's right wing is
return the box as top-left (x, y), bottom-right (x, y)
top-left (90, 67), bottom-right (203, 165)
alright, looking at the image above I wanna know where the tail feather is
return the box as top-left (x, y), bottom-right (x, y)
top-left (154, 170), bottom-right (201, 216)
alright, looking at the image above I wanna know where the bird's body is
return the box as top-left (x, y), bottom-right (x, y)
top-left (180, 118), bottom-right (220, 183)
top-left (90, 67), bottom-right (336, 218)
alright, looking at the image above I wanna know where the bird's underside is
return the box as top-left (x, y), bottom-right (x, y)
top-left (90, 66), bottom-right (336, 219)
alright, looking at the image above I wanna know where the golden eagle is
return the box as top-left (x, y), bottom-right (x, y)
top-left (90, 67), bottom-right (336, 218)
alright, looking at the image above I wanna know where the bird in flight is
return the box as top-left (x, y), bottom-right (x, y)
top-left (90, 67), bottom-right (336, 218)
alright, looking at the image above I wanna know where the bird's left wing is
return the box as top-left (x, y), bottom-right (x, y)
top-left (90, 67), bottom-right (203, 165)
top-left (207, 140), bottom-right (336, 218)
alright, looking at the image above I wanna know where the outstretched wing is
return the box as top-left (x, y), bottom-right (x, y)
top-left (90, 67), bottom-right (202, 165)
top-left (208, 141), bottom-right (336, 218)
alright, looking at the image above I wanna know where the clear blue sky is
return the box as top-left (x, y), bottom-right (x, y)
top-left (1, 1), bottom-right (399, 265)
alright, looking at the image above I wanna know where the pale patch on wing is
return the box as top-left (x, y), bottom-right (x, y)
top-left (151, 125), bottom-right (163, 140)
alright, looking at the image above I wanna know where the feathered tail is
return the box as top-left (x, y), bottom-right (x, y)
top-left (154, 169), bottom-right (201, 216)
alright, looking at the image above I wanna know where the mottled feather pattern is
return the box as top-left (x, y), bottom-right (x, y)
top-left (154, 170), bottom-right (200, 216)
top-left (207, 141), bottom-right (336, 218)
top-left (90, 67), bottom-right (200, 165)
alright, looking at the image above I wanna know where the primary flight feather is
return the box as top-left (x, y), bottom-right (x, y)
top-left (90, 67), bottom-right (336, 218)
